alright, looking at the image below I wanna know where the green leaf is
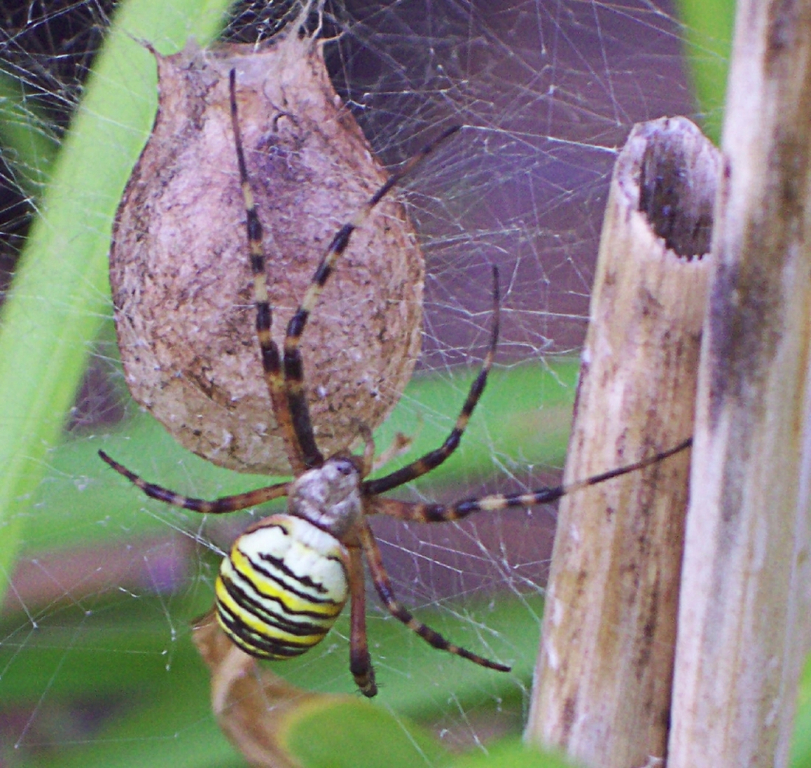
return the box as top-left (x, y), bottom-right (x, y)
top-left (0, 67), bottom-right (57, 198)
top-left (791, 652), bottom-right (811, 767)
top-left (0, 0), bottom-right (237, 607)
top-left (675, 0), bottom-right (736, 144)
top-left (449, 737), bottom-right (578, 768)
top-left (282, 699), bottom-right (452, 768)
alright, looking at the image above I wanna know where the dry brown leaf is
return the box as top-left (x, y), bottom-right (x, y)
top-left (192, 610), bottom-right (354, 768)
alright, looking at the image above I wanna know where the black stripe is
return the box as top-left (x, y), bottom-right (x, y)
top-left (369, 178), bottom-right (397, 207)
top-left (246, 210), bottom-right (263, 244)
top-left (256, 303), bottom-right (270, 331)
top-left (425, 504), bottom-right (457, 521)
top-left (140, 482), bottom-right (177, 504)
top-left (217, 604), bottom-right (314, 658)
top-left (237, 523), bottom-right (348, 598)
top-left (329, 223), bottom-right (355, 255)
top-left (281, 386), bottom-right (323, 469)
top-left (217, 585), bottom-right (326, 643)
top-left (248, 547), bottom-right (342, 601)
top-left (223, 568), bottom-right (335, 623)
top-left (284, 354), bottom-right (304, 385)
top-left (261, 344), bottom-right (281, 372)
top-left (313, 261), bottom-right (333, 287)
top-left (465, 369), bottom-right (488, 407)
top-left (286, 312), bottom-right (308, 345)
top-left (219, 572), bottom-right (329, 631)
top-left (413, 622), bottom-right (447, 648)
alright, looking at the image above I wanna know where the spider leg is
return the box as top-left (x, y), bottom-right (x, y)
top-left (363, 266), bottom-right (499, 497)
top-left (371, 437), bottom-right (693, 523)
top-left (358, 520), bottom-right (510, 673)
top-left (372, 432), bottom-right (413, 474)
top-left (353, 421), bottom-right (376, 479)
top-left (229, 69), bottom-right (307, 474)
top-left (282, 125), bottom-right (462, 470)
top-left (98, 450), bottom-right (290, 513)
top-left (347, 544), bottom-right (377, 697)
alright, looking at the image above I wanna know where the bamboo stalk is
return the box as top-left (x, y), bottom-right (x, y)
top-left (525, 117), bottom-right (717, 767)
top-left (667, 2), bottom-right (811, 765)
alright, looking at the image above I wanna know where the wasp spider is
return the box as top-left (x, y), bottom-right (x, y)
top-left (99, 69), bottom-right (691, 697)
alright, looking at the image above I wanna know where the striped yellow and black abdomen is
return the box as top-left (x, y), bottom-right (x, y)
top-left (215, 515), bottom-right (350, 659)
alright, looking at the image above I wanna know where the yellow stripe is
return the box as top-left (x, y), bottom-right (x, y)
top-left (229, 548), bottom-right (342, 618)
top-left (221, 565), bottom-right (336, 632)
top-left (214, 611), bottom-right (303, 659)
top-left (215, 577), bottom-right (327, 648)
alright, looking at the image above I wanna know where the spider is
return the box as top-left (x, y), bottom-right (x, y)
top-left (99, 69), bottom-right (691, 697)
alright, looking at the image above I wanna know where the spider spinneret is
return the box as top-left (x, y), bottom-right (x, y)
top-left (100, 67), bottom-right (690, 698)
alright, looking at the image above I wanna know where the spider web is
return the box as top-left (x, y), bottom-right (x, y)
top-left (0, 1), bottom-right (704, 764)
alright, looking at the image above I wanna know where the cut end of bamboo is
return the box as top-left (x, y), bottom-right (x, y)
top-left (620, 117), bottom-right (720, 260)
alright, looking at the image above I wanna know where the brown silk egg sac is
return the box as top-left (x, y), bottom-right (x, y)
top-left (110, 33), bottom-right (424, 474)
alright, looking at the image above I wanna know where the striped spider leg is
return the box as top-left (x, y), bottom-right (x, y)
top-left (228, 64), bottom-right (460, 473)
top-left (100, 69), bottom-right (691, 698)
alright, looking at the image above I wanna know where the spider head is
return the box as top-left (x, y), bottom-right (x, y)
top-left (288, 455), bottom-right (365, 538)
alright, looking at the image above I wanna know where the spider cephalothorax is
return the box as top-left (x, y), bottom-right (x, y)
top-left (100, 68), bottom-right (690, 697)
top-left (287, 456), bottom-right (366, 538)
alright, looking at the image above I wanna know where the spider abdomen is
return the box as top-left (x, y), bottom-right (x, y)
top-left (215, 515), bottom-right (349, 659)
